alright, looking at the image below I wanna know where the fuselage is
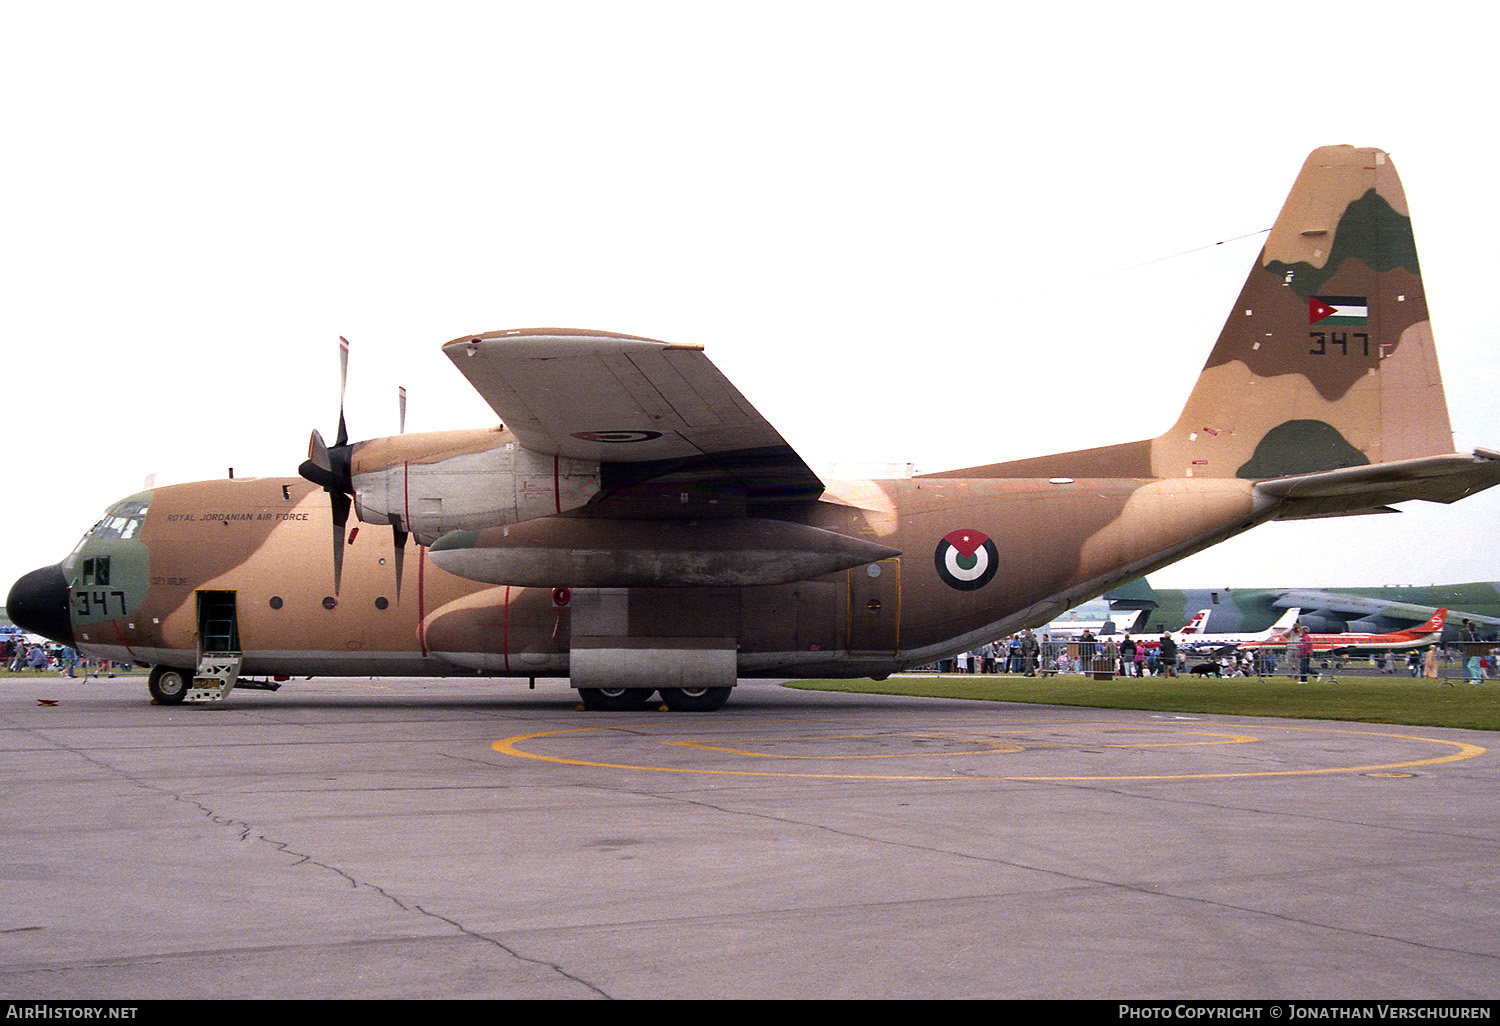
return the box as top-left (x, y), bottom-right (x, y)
top-left (1243, 629), bottom-right (1444, 654)
top-left (14, 471), bottom-right (1268, 681)
top-left (1176, 611), bottom-right (1304, 651)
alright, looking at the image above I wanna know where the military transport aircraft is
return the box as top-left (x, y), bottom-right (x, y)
top-left (1240, 608), bottom-right (1449, 655)
top-left (9, 145), bottom-right (1500, 711)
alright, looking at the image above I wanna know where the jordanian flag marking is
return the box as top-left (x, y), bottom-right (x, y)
top-left (1309, 295), bottom-right (1368, 326)
top-left (934, 528), bottom-right (1000, 591)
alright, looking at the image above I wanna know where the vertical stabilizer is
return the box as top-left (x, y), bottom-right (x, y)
top-left (1159, 146), bottom-right (1453, 480)
top-left (1412, 607), bottom-right (1447, 635)
top-left (1180, 609), bottom-right (1211, 634)
top-left (1268, 607), bottom-right (1302, 632)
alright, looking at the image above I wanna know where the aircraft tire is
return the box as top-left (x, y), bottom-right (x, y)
top-left (148, 666), bottom-right (190, 705)
top-left (578, 687), bottom-right (657, 711)
top-left (657, 686), bottom-right (732, 712)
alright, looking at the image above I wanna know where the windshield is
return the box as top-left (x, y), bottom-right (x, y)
top-left (85, 494), bottom-right (150, 540)
top-left (65, 493), bottom-right (152, 573)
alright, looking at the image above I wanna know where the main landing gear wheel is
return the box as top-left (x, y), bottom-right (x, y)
top-left (577, 687), bottom-right (658, 711)
top-left (657, 686), bottom-right (732, 712)
top-left (148, 666), bottom-right (190, 705)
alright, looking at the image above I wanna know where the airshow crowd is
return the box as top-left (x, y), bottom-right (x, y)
top-left (936, 630), bottom-right (1183, 677)
top-left (0, 633), bottom-right (115, 677)
top-left (938, 624), bottom-right (1495, 681)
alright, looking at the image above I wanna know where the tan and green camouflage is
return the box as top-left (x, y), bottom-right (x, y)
top-left (938, 146), bottom-right (1462, 489)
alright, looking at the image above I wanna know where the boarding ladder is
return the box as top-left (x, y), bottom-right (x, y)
top-left (187, 591), bottom-right (242, 703)
top-left (185, 652), bottom-right (242, 703)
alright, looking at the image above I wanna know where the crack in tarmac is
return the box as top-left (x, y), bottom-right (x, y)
top-left (10, 722), bottom-right (613, 999)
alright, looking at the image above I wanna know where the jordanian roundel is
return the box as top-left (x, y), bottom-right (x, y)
top-left (934, 529), bottom-right (999, 591)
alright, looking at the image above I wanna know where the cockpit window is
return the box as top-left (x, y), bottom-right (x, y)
top-left (87, 495), bottom-right (150, 541)
top-left (71, 494), bottom-right (150, 553)
top-left (63, 493), bottom-right (151, 580)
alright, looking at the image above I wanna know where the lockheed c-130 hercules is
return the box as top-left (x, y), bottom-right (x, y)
top-left (9, 145), bottom-right (1500, 711)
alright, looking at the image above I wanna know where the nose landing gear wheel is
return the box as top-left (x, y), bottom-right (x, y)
top-left (578, 687), bottom-right (658, 711)
top-left (147, 666), bottom-right (190, 705)
top-left (658, 686), bottom-right (732, 712)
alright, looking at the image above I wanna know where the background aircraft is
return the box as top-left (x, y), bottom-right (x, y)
top-left (1173, 606), bottom-right (1303, 652)
top-left (1042, 608), bottom-right (1146, 638)
top-left (1105, 577), bottom-right (1500, 641)
top-left (1240, 609), bottom-right (1448, 655)
top-left (9, 146), bottom-right (1500, 711)
top-left (1173, 609), bottom-right (1211, 638)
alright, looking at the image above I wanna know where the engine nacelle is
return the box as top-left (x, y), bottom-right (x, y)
top-left (349, 427), bottom-right (601, 544)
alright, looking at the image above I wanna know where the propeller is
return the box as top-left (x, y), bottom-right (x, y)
top-left (298, 337), bottom-right (413, 601)
top-left (298, 338), bottom-right (355, 594)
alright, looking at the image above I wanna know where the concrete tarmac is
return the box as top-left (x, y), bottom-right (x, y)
top-left (1, 676), bottom-right (1497, 1000)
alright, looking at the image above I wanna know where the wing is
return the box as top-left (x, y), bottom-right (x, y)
top-left (443, 328), bottom-right (824, 504)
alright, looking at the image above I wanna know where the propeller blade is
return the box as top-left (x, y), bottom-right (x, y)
top-left (392, 525), bottom-right (408, 601)
top-left (336, 336), bottom-right (351, 448)
top-left (330, 490), bottom-right (351, 596)
top-left (398, 386), bottom-right (407, 434)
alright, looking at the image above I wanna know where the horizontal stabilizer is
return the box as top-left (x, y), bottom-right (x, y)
top-left (1254, 450), bottom-right (1500, 519)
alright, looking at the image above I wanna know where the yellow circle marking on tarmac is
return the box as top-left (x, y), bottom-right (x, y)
top-left (663, 728), bottom-right (1258, 760)
top-left (491, 723), bottom-right (1487, 782)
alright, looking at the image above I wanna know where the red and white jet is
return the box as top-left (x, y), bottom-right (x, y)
top-left (1242, 609), bottom-right (1448, 654)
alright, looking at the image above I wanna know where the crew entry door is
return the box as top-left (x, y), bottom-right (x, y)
top-left (195, 590), bottom-right (241, 658)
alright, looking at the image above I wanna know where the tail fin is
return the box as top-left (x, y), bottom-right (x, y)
top-left (1413, 608), bottom-right (1447, 634)
top-left (926, 145), bottom-right (1461, 485)
top-left (1269, 606), bottom-right (1302, 631)
top-left (1159, 145), bottom-right (1452, 480)
top-left (1180, 609), bottom-right (1211, 634)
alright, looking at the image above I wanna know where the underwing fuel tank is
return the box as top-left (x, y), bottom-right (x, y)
top-left (427, 517), bottom-right (901, 587)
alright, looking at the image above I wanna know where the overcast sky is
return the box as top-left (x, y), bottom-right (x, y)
top-left (3, 1), bottom-right (1496, 605)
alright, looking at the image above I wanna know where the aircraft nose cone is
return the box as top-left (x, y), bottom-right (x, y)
top-left (6, 565), bottom-right (74, 646)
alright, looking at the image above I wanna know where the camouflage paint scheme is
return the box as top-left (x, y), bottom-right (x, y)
top-left (938, 147), bottom-right (1454, 487)
top-left (10, 145), bottom-right (1500, 710)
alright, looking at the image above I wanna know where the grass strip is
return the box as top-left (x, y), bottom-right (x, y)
top-left (785, 673), bottom-right (1500, 731)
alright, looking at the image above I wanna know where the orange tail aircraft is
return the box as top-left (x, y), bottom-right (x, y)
top-left (1243, 608), bottom-right (1449, 654)
top-left (9, 146), bottom-right (1500, 711)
